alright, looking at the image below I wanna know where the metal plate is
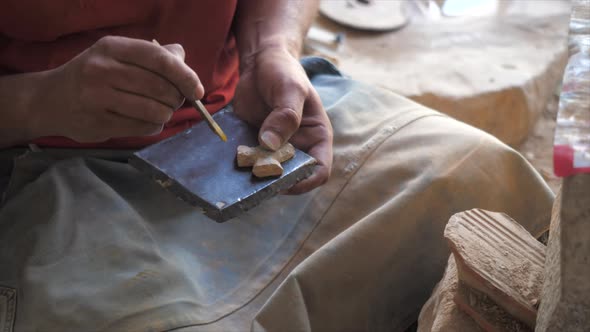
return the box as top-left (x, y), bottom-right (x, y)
top-left (130, 107), bottom-right (317, 222)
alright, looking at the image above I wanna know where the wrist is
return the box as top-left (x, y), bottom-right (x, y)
top-left (0, 70), bottom-right (52, 146)
top-left (239, 37), bottom-right (300, 71)
top-left (257, 36), bottom-right (301, 58)
top-left (24, 70), bottom-right (53, 139)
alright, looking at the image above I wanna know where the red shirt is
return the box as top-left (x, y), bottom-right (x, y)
top-left (0, 0), bottom-right (239, 148)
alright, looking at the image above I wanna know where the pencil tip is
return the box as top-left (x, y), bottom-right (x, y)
top-left (214, 124), bottom-right (227, 142)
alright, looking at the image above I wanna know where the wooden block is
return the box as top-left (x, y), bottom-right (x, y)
top-left (236, 143), bottom-right (295, 178)
top-left (236, 145), bottom-right (258, 167)
top-left (537, 173), bottom-right (590, 332)
top-left (444, 209), bottom-right (546, 328)
top-left (455, 281), bottom-right (531, 332)
top-left (253, 157), bottom-right (283, 178)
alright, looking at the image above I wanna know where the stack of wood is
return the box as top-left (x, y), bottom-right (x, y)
top-left (419, 209), bottom-right (546, 332)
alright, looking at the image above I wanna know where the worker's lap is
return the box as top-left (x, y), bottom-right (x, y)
top-left (252, 114), bottom-right (554, 331)
top-left (245, 74), bottom-right (553, 331)
top-left (0, 152), bottom-right (324, 331)
top-left (0, 59), bottom-right (554, 332)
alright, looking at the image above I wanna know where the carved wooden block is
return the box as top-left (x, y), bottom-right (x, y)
top-left (237, 143), bottom-right (295, 178)
top-left (444, 209), bottom-right (545, 328)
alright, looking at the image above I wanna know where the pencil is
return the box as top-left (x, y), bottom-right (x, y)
top-left (152, 39), bottom-right (227, 142)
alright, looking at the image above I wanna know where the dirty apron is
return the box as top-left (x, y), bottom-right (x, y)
top-left (0, 58), bottom-right (554, 332)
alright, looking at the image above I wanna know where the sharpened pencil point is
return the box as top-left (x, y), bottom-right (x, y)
top-left (214, 124), bottom-right (228, 142)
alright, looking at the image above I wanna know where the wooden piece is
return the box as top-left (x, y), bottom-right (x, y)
top-left (237, 143), bottom-right (296, 178)
top-left (537, 174), bottom-right (590, 332)
top-left (253, 157), bottom-right (283, 178)
top-left (538, 2), bottom-right (590, 329)
top-left (455, 281), bottom-right (531, 332)
top-left (444, 209), bottom-right (546, 328)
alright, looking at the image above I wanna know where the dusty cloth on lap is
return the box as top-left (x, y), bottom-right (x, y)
top-left (0, 58), bottom-right (554, 332)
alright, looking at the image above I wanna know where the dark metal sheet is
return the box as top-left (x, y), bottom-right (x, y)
top-left (129, 107), bottom-right (317, 222)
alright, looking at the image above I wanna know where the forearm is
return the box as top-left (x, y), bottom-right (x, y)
top-left (0, 72), bottom-right (47, 148)
top-left (234, 0), bottom-right (319, 61)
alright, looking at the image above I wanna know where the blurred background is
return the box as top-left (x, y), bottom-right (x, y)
top-left (304, 0), bottom-right (573, 192)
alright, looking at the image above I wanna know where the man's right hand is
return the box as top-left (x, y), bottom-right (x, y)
top-left (30, 36), bottom-right (203, 142)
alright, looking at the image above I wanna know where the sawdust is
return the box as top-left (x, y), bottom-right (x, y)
top-left (457, 281), bottom-right (532, 332)
top-left (417, 256), bottom-right (483, 332)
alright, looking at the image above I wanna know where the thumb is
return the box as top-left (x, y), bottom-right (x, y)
top-left (259, 84), bottom-right (305, 151)
top-left (162, 43), bottom-right (186, 61)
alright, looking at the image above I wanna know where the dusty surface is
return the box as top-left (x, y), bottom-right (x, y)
top-left (417, 256), bottom-right (483, 332)
top-left (455, 281), bottom-right (531, 332)
top-left (444, 209), bottom-right (546, 328)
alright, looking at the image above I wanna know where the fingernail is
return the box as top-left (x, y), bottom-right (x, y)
top-left (260, 131), bottom-right (282, 151)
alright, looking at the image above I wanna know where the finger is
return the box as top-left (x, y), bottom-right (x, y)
top-left (102, 111), bottom-right (164, 138)
top-left (232, 74), bottom-right (269, 127)
top-left (107, 58), bottom-right (184, 109)
top-left (286, 130), bottom-right (333, 194)
top-left (103, 88), bottom-right (174, 125)
top-left (286, 163), bottom-right (331, 195)
top-left (286, 93), bottom-right (333, 194)
top-left (72, 112), bottom-right (163, 143)
top-left (162, 43), bottom-right (185, 61)
top-left (258, 79), bottom-right (306, 151)
top-left (95, 36), bottom-right (204, 100)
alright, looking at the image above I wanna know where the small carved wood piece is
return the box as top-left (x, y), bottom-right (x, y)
top-left (237, 143), bottom-right (295, 178)
top-left (444, 209), bottom-right (546, 329)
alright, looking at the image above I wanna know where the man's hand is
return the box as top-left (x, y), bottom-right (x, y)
top-left (31, 36), bottom-right (203, 142)
top-left (233, 47), bottom-right (333, 194)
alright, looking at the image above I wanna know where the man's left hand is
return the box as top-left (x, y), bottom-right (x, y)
top-left (233, 47), bottom-right (333, 194)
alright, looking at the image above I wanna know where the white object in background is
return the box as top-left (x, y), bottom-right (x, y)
top-left (442, 0), bottom-right (498, 17)
top-left (319, 0), bottom-right (410, 31)
top-left (306, 26), bottom-right (345, 48)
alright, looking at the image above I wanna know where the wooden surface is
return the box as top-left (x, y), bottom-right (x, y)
top-left (537, 174), bottom-right (590, 332)
top-left (455, 282), bottom-right (531, 332)
top-left (537, 1), bottom-right (590, 328)
top-left (237, 143), bottom-right (295, 178)
top-left (444, 209), bottom-right (545, 328)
